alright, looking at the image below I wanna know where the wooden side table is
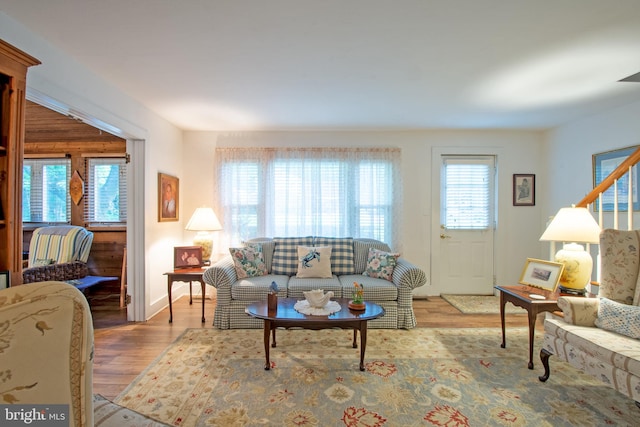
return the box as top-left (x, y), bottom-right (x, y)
top-left (495, 285), bottom-right (560, 370)
top-left (164, 268), bottom-right (207, 323)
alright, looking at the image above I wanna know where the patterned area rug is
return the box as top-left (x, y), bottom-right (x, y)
top-left (114, 327), bottom-right (637, 426)
top-left (441, 294), bottom-right (526, 314)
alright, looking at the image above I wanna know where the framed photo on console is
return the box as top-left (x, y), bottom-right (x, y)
top-left (174, 246), bottom-right (203, 269)
top-left (518, 258), bottom-right (564, 292)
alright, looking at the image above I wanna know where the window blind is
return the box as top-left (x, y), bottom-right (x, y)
top-left (84, 157), bottom-right (127, 224)
top-left (443, 157), bottom-right (493, 229)
top-left (22, 158), bottom-right (71, 223)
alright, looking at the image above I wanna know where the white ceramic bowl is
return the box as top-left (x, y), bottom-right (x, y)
top-left (303, 289), bottom-right (334, 308)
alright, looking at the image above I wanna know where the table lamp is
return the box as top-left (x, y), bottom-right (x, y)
top-left (185, 207), bottom-right (222, 265)
top-left (539, 206), bottom-right (601, 294)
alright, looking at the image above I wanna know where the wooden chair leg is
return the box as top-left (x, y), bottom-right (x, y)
top-left (539, 348), bottom-right (552, 382)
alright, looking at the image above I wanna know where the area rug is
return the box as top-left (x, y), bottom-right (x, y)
top-left (441, 294), bottom-right (526, 314)
top-left (115, 327), bottom-right (637, 426)
top-left (94, 394), bottom-right (170, 426)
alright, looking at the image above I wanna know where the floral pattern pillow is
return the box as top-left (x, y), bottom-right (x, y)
top-left (363, 248), bottom-right (399, 281)
top-left (229, 244), bottom-right (268, 279)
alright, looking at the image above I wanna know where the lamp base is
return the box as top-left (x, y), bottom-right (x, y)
top-left (554, 242), bottom-right (592, 293)
top-left (559, 286), bottom-right (586, 295)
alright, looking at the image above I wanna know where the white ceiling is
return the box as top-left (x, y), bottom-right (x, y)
top-left (2, 0), bottom-right (640, 131)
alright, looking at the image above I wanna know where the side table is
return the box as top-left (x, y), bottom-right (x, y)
top-left (164, 268), bottom-right (207, 323)
top-left (495, 285), bottom-right (560, 370)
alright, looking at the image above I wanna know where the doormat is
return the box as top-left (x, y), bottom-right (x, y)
top-left (441, 294), bottom-right (526, 314)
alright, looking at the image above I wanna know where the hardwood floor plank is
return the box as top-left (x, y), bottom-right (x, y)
top-left (92, 296), bottom-right (532, 401)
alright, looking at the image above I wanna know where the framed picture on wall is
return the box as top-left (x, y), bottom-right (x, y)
top-left (592, 145), bottom-right (640, 211)
top-left (513, 174), bottom-right (535, 206)
top-left (174, 246), bottom-right (203, 269)
top-left (158, 173), bottom-right (179, 222)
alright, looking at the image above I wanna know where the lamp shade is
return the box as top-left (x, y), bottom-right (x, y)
top-left (539, 207), bottom-right (600, 244)
top-left (185, 207), bottom-right (222, 232)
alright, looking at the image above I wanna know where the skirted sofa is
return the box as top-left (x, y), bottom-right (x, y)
top-left (539, 229), bottom-right (640, 403)
top-left (203, 237), bottom-right (427, 329)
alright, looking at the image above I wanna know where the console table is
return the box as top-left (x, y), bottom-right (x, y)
top-left (164, 268), bottom-right (207, 323)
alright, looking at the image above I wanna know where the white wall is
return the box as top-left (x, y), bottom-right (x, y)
top-left (0, 12), bottom-right (187, 320)
top-left (184, 130), bottom-right (546, 296)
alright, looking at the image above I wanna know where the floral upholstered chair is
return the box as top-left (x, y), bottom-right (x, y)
top-left (540, 228), bottom-right (640, 403)
top-left (0, 281), bottom-right (94, 426)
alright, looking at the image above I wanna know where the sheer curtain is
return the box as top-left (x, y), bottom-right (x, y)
top-left (213, 147), bottom-right (402, 249)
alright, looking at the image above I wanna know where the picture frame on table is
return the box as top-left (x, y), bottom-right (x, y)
top-left (592, 145), bottom-right (640, 212)
top-left (518, 258), bottom-right (564, 292)
top-left (158, 173), bottom-right (179, 222)
top-left (513, 174), bottom-right (535, 206)
top-left (0, 270), bottom-right (9, 290)
top-left (174, 246), bottom-right (203, 269)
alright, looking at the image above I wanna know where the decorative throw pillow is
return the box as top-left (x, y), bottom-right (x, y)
top-left (363, 248), bottom-right (399, 281)
top-left (313, 237), bottom-right (355, 275)
top-left (229, 244), bottom-right (268, 279)
top-left (272, 237), bottom-right (314, 275)
top-left (33, 258), bottom-right (55, 267)
top-left (296, 246), bottom-right (333, 278)
top-left (594, 297), bottom-right (640, 339)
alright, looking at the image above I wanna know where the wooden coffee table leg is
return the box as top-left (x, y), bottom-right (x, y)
top-left (359, 322), bottom-right (368, 371)
top-left (263, 320), bottom-right (271, 370)
top-left (352, 329), bottom-right (357, 348)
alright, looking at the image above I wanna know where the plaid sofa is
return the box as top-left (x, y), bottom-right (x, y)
top-left (203, 237), bottom-right (427, 329)
top-left (539, 229), bottom-right (640, 402)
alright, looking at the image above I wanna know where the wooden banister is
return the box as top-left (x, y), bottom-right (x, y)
top-left (576, 146), bottom-right (640, 208)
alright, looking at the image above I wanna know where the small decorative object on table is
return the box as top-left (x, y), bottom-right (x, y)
top-left (268, 281), bottom-right (278, 312)
top-left (349, 282), bottom-right (365, 310)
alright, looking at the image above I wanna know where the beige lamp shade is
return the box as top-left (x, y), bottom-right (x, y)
top-left (186, 208), bottom-right (222, 263)
top-left (539, 207), bottom-right (600, 244)
top-left (539, 207), bottom-right (601, 293)
top-left (185, 207), bottom-right (223, 232)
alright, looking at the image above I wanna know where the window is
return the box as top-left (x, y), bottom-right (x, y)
top-left (441, 156), bottom-right (494, 229)
top-left (85, 158), bottom-right (127, 224)
top-left (23, 158), bottom-right (71, 223)
top-left (215, 148), bottom-right (401, 246)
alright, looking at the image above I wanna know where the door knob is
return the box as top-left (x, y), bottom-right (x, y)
top-left (440, 233), bottom-right (452, 239)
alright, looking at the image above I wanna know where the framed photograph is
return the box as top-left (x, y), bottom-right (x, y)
top-left (158, 173), bottom-right (179, 222)
top-left (0, 270), bottom-right (9, 290)
top-left (174, 246), bottom-right (203, 269)
top-left (518, 258), bottom-right (564, 291)
top-left (592, 145), bottom-right (640, 211)
top-left (513, 174), bottom-right (535, 206)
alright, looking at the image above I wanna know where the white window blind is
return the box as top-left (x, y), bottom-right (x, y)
top-left (215, 147), bottom-right (401, 247)
top-left (85, 158), bottom-right (127, 224)
top-left (22, 158), bottom-right (71, 223)
top-left (442, 156), bottom-right (493, 230)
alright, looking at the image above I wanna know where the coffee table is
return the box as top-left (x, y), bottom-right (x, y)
top-left (246, 297), bottom-right (385, 371)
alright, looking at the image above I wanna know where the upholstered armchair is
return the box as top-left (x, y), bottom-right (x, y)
top-left (23, 226), bottom-right (93, 284)
top-left (0, 281), bottom-right (94, 426)
top-left (539, 228), bottom-right (640, 403)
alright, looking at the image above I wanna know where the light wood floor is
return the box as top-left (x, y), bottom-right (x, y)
top-left (92, 296), bottom-right (532, 401)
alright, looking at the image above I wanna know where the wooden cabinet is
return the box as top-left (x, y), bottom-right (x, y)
top-left (0, 40), bottom-right (40, 286)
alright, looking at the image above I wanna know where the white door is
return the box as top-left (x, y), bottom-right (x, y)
top-left (432, 154), bottom-right (496, 295)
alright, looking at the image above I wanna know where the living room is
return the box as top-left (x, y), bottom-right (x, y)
top-left (2, 2), bottom-right (640, 425)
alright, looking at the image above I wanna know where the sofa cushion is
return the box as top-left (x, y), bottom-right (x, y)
top-left (353, 239), bottom-right (391, 274)
top-left (296, 246), bottom-right (332, 278)
top-left (287, 276), bottom-right (342, 299)
top-left (230, 274), bottom-right (289, 301)
top-left (313, 237), bottom-right (355, 275)
top-left (340, 274), bottom-right (398, 301)
top-left (229, 244), bottom-right (268, 279)
top-left (272, 237), bottom-right (313, 275)
top-left (595, 297), bottom-right (640, 339)
top-left (363, 248), bottom-right (400, 281)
